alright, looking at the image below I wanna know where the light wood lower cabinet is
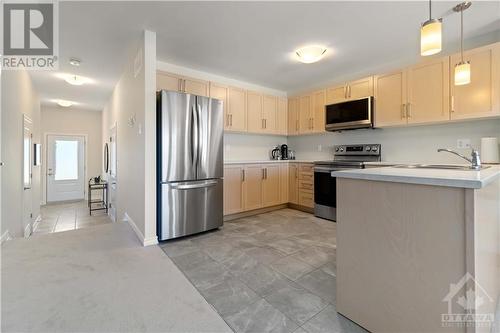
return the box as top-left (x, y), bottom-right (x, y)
top-left (262, 165), bottom-right (280, 206)
top-left (298, 164), bottom-right (314, 208)
top-left (223, 163), bottom-right (310, 216)
top-left (243, 165), bottom-right (263, 210)
top-left (223, 165), bottom-right (244, 215)
top-left (288, 163), bottom-right (299, 204)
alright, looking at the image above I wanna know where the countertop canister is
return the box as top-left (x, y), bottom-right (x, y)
top-left (481, 137), bottom-right (499, 163)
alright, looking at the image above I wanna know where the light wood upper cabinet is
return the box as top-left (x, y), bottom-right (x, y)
top-left (288, 98), bottom-right (299, 136)
top-left (247, 91), bottom-right (264, 133)
top-left (349, 77), bottom-right (374, 100)
top-left (312, 90), bottom-right (326, 133)
top-left (374, 71), bottom-right (408, 127)
top-left (299, 95), bottom-right (312, 133)
top-left (450, 43), bottom-right (500, 120)
top-left (210, 82), bottom-right (229, 129)
top-left (223, 165), bottom-right (244, 215)
top-left (407, 58), bottom-right (450, 124)
top-left (277, 97), bottom-right (288, 135)
top-left (183, 77), bottom-right (209, 97)
top-left (262, 165), bottom-right (280, 207)
top-left (243, 165), bottom-right (263, 211)
top-left (326, 76), bottom-right (373, 105)
top-left (156, 72), bottom-right (209, 97)
top-left (157, 72), bottom-right (181, 91)
top-left (262, 95), bottom-right (278, 134)
top-left (227, 86), bottom-right (247, 132)
top-left (288, 163), bottom-right (299, 205)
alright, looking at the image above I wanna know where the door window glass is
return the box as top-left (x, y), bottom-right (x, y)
top-left (55, 140), bottom-right (79, 180)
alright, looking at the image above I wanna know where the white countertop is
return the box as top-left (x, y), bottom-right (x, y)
top-left (224, 160), bottom-right (315, 165)
top-left (332, 165), bottom-right (500, 189)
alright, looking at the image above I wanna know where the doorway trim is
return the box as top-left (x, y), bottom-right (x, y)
top-left (42, 132), bottom-right (88, 205)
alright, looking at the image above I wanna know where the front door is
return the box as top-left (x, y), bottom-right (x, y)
top-left (47, 135), bottom-right (85, 202)
top-left (23, 115), bottom-right (33, 237)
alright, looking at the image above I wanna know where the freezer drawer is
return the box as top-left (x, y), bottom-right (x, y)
top-left (158, 179), bottom-right (223, 241)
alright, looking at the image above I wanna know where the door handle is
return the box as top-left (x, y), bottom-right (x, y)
top-left (171, 180), bottom-right (218, 190)
top-left (262, 168), bottom-right (265, 180)
top-left (401, 103), bottom-right (406, 119)
top-left (230, 114), bottom-right (233, 126)
top-left (348, 85), bottom-right (352, 98)
top-left (344, 86), bottom-right (347, 99)
top-left (406, 103), bottom-right (412, 118)
top-left (241, 169), bottom-right (245, 182)
top-left (24, 186), bottom-right (31, 190)
top-left (451, 96), bottom-right (455, 113)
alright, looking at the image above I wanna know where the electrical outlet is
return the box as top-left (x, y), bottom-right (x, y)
top-left (318, 144), bottom-right (323, 152)
top-left (457, 139), bottom-right (471, 149)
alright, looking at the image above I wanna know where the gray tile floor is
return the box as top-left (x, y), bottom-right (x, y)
top-left (159, 208), bottom-right (368, 333)
top-left (33, 200), bottom-right (111, 235)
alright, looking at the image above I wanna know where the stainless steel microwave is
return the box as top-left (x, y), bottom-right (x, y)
top-left (325, 96), bottom-right (373, 131)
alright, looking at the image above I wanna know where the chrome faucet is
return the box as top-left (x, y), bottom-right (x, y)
top-left (437, 148), bottom-right (482, 170)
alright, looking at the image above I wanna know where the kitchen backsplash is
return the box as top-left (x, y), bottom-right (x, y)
top-left (287, 118), bottom-right (500, 164)
top-left (225, 119), bottom-right (500, 164)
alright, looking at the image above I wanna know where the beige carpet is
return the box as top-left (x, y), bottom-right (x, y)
top-left (1, 222), bottom-right (231, 332)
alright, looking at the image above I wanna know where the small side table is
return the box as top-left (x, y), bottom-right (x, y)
top-left (88, 180), bottom-right (108, 215)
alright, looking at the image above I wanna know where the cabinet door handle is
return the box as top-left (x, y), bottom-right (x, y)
top-left (265, 168), bottom-right (267, 179)
top-left (401, 104), bottom-right (406, 119)
top-left (348, 85), bottom-right (352, 98)
top-left (264, 119), bottom-right (267, 129)
top-left (262, 168), bottom-right (265, 180)
top-left (406, 103), bottom-right (412, 118)
top-left (451, 96), bottom-right (455, 113)
top-left (241, 169), bottom-right (245, 182)
top-left (230, 114), bottom-right (233, 126)
top-left (344, 86), bottom-right (347, 99)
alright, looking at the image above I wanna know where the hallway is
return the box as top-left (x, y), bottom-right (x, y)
top-left (33, 201), bottom-right (111, 235)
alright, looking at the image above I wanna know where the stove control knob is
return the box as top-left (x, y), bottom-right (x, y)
top-left (371, 146), bottom-right (378, 152)
top-left (335, 147), bottom-right (339, 152)
top-left (339, 147), bottom-right (344, 152)
top-left (365, 146), bottom-right (371, 151)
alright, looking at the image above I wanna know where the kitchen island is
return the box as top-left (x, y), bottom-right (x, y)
top-left (332, 166), bottom-right (500, 333)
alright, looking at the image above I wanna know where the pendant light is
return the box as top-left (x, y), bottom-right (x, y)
top-left (420, 0), bottom-right (442, 56)
top-left (453, 2), bottom-right (472, 86)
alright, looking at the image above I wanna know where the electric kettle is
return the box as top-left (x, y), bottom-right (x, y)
top-left (271, 146), bottom-right (281, 160)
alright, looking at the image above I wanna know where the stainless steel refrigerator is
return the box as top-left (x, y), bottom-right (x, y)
top-left (157, 90), bottom-right (223, 241)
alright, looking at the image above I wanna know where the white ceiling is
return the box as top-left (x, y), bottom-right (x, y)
top-left (30, 1), bottom-right (500, 111)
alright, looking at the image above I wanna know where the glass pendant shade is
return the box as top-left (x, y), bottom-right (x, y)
top-left (454, 61), bottom-right (471, 85)
top-left (420, 19), bottom-right (442, 56)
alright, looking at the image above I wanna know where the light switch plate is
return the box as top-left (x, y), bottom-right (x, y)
top-left (457, 139), bottom-right (471, 149)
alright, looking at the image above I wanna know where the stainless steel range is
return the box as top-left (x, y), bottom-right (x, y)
top-left (314, 144), bottom-right (381, 221)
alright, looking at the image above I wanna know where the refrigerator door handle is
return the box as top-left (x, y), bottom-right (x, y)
top-left (190, 102), bottom-right (199, 171)
top-left (170, 180), bottom-right (218, 190)
top-left (194, 98), bottom-right (201, 171)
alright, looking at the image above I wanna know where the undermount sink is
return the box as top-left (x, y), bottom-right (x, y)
top-left (394, 164), bottom-right (490, 171)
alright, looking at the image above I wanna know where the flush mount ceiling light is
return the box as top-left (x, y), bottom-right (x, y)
top-left (69, 58), bottom-right (81, 66)
top-left (55, 73), bottom-right (92, 86)
top-left (453, 2), bottom-right (472, 86)
top-left (295, 45), bottom-right (327, 64)
top-left (420, 0), bottom-right (442, 56)
top-left (56, 99), bottom-right (74, 107)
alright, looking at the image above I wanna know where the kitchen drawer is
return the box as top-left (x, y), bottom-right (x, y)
top-left (299, 191), bottom-right (314, 208)
top-left (299, 164), bottom-right (314, 173)
top-left (299, 172), bottom-right (313, 182)
top-left (299, 180), bottom-right (313, 191)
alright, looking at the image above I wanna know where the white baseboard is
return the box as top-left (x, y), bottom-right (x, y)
top-left (32, 214), bottom-right (42, 233)
top-left (1, 230), bottom-right (12, 244)
top-left (123, 212), bottom-right (158, 247)
top-left (24, 223), bottom-right (32, 238)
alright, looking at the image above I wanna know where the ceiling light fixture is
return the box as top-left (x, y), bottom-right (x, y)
top-left (55, 73), bottom-right (92, 86)
top-left (56, 100), bottom-right (74, 107)
top-left (453, 2), bottom-right (472, 86)
top-left (295, 45), bottom-right (327, 64)
top-left (69, 58), bottom-right (81, 66)
top-left (420, 0), bottom-right (442, 56)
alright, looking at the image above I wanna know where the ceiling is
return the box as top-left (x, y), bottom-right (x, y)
top-left (30, 1), bottom-right (500, 111)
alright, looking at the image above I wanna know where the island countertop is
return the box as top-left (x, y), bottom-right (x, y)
top-left (332, 164), bottom-right (500, 189)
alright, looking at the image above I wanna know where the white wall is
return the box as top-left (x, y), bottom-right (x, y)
top-left (40, 106), bottom-right (103, 204)
top-left (1, 70), bottom-right (41, 238)
top-left (224, 133), bottom-right (287, 161)
top-left (287, 119), bottom-right (500, 164)
top-left (101, 30), bottom-right (157, 246)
